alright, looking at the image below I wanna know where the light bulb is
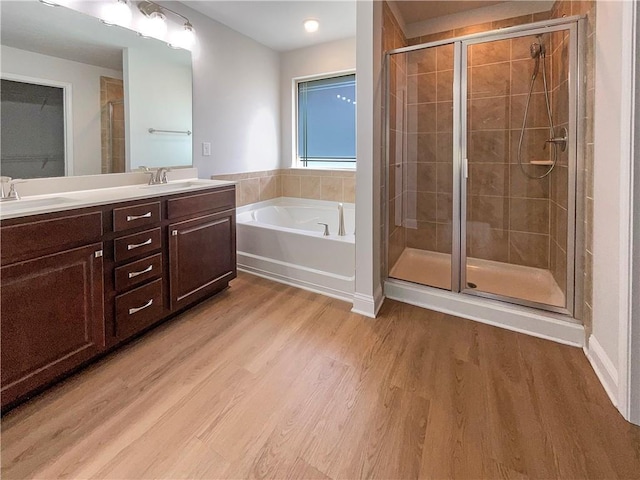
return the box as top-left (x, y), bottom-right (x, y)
top-left (169, 22), bottom-right (196, 50)
top-left (101, 0), bottom-right (132, 27)
top-left (138, 11), bottom-right (167, 39)
top-left (303, 19), bottom-right (319, 33)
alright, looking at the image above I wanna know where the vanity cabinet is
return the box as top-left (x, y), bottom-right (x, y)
top-left (169, 210), bottom-right (236, 310)
top-left (1, 184), bottom-right (236, 410)
top-left (166, 187), bottom-right (236, 311)
top-left (0, 211), bottom-right (105, 407)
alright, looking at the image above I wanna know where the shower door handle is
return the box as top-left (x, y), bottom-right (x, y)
top-left (462, 158), bottom-right (469, 179)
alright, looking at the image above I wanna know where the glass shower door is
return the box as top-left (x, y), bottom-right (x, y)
top-left (387, 43), bottom-right (457, 291)
top-left (461, 27), bottom-right (575, 311)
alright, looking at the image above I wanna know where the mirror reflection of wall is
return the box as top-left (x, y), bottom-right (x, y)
top-left (1, 79), bottom-right (65, 178)
top-left (0, 0), bottom-right (193, 178)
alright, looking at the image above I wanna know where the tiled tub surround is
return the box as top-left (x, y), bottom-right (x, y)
top-left (211, 169), bottom-right (355, 207)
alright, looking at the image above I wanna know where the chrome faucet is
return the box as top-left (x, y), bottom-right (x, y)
top-left (318, 222), bottom-right (330, 236)
top-left (139, 166), bottom-right (156, 185)
top-left (0, 177), bottom-right (24, 201)
top-left (155, 167), bottom-right (171, 184)
top-left (338, 203), bottom-right (346, 236)
top-left (139, 166), bottom-right (171, 185)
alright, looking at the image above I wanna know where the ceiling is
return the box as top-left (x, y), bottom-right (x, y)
top-left (182, 1), bottom-right (357, 52)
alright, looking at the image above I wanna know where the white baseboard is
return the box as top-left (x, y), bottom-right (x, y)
top-left (385, 279), bottom-right (585, 347)
top-left (351, 285), bottom-right (384, 318)
top-left (238, 252), bottom-right (354, 304)
top-left (584, 335), bottom-right (619, 408)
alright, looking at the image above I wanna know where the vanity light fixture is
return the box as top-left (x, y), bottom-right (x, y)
top-left (303, 19), bottom-right (319, 33)
top-left (169, 21), bottom-right (195, 50)
top-left (100, 0), bottom-right (133, 27)
top-left (138, 0), bottom-right (195, 48)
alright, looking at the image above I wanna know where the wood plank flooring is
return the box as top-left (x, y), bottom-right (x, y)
top-left (2, 272), bottom-right (639, 479)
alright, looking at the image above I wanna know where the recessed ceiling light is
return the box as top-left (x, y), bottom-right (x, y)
top-left (304, 19), bottom-right (319, 33)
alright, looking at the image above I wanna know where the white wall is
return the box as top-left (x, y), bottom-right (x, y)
top-left (632, 0), bottom-right (640, 424)
top-left (1, 46), bottom-right (122, 176)
top-left (279, 37), bottom-right (356, 168)
top-left (352, 0), bottom-right (384, 317)
top-left (166, 2), bottom-right (280, 178)
top-left (125, 47), bottom-right (192, 170)
top-left (591, 0), bottom-right (636, 421)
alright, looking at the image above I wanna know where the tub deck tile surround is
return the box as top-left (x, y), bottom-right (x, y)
top-left (212, 169), bottom-right (356, 206)
top-left (2, 273), bottom-right (639, 479)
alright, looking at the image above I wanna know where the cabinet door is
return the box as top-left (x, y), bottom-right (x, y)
top-left (169, 211), bottom-right (236, 311)
top-left (1, 243), bottom-right (105, 408)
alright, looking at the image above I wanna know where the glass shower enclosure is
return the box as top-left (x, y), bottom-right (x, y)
top-left (385, 17), bottom-right (581, 315)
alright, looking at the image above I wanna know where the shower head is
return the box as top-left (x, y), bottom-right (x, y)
top-left (530, 37), bottom-right (546, 79)
top-left (530, 42), bottom-right (546, 59)
top-left (530, 36), bottom-right (546, 59)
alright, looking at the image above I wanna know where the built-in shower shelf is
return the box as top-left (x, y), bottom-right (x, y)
top-left (530, 160), bottom-right (554, 165)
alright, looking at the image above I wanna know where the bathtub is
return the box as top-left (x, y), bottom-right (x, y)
top-left (236, 197), bottom-right (355, 301)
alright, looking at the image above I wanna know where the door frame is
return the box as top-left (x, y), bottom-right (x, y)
top-left (1, 73), bottom-right (74, 176)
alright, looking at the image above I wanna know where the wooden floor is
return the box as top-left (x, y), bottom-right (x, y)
top-left (2, 273), bottom-right (639, 479)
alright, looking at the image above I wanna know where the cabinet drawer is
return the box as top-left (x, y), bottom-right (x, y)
top-left (113, 201), bottom-right (161, 232)
top-left (115, 278), bottom-right (163, 338)
top-left (167, 187), bottom-right (235, 219)
top-left (1, 211), bottom-right (102, 264)
top-left (114, 227), bottom-right (161, 263)
top-left (114, 253), bottom-right (162, 292)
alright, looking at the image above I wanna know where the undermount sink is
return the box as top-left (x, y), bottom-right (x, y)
top-left (138, 181), bottom-right (208, 192)
top-left (0, 196), bottom-right (76, 212)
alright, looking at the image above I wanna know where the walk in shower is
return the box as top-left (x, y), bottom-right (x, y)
top-left (385, 17), bottom-right (582, 315)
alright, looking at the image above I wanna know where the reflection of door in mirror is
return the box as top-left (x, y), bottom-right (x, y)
top-left (0, 79), bottom-right (65, 178)
top-left (100, 76), bottom-right (125, 173)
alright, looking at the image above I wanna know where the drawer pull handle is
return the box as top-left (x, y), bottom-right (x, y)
top-left (127, 212), bottom-right (152, 221)
top-left (128, 265), bottom-right (153, 278)
top-left (127, 238), bottom-right (152, 250)
top-left (129, 299), bottom-right (153, 315)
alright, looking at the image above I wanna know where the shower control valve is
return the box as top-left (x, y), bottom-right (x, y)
top-left (544, 127), bottom-right (568, 152)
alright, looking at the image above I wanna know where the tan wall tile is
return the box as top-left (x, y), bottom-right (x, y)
top-left (321, 176), bottom-right (343, 201)
top-left (240, 178), bottom-right (260, 206)
top-left (259, 176), bottom-right (278, 201)
top-left (300, 176), bottom-right (321, 200)
top-left (343, 177), bottom-right (356, 203)
top-left (282, 175), bottom-right (301, 197)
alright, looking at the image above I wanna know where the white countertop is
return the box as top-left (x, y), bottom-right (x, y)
top-left (0, 178), bottom-right (235, 221)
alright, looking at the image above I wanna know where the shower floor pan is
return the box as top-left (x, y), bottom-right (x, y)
top-left (389, 248), bottom-right (565, 308)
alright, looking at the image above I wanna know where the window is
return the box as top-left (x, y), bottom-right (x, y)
top-left (297, 73), bottom-right (356, 168)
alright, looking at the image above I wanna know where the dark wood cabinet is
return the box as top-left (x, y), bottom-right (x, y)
top-left (1, 183), bottom-right (236, 410)
top-left (1, 242), bottom-right (105, 407)
top-left (169, 210), bottom-right (236, 310)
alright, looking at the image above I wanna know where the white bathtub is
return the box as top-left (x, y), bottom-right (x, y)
top-left (236, 197), bottom-right (355, 301)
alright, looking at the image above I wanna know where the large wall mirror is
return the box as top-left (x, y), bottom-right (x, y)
top-left (0, 0), bottom-right (193, 178)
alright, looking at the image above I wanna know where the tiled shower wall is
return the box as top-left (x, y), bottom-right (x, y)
top-left (465, 36), bottom-right (555, 269)
top-left (404, 44), bottom-right (454, 256)
top-left (100, 76), bottom-right (125, 174)
top-left (211, 169), bottom-right (355, 207)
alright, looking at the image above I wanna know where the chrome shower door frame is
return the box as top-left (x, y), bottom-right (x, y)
top-left (459, 20), bottom-right (581, 315)
top-left (383, 16), bottom-right (584, 317)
